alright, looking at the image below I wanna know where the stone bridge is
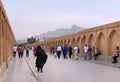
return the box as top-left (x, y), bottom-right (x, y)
top-left (0, 0), bottom-right (120, 80)
top-left (33, 21), bottom-right (120, 59)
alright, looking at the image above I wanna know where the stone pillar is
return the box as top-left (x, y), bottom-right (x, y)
top-left (104, 28), bottom-right (109, 56)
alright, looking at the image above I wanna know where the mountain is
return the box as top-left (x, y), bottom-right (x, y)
top-left (35, 25), bottom-right (85, 41)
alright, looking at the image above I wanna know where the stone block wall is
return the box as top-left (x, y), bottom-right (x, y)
top-left (33, 21), bottom-right (120, 61)
top-left (0, 1), bottom-right (16, 78)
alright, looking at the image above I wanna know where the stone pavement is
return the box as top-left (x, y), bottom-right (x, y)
top-left (0, 56), bottom-right (37, 82)
top-left (78, 55), bottom-right (120, 68)
top-left (1, 50), bottom-right (120, 82)
top-left (27, 51), bottom-right (120, 82)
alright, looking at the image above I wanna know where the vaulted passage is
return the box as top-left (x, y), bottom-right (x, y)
top-left (88, 34), bottom-right (94, 48)
top-left (97, 32), bottom-right (105, 55)
top-left (35, 21), bottom-right (120, 59)
top-left (108, 30), bottom-right (120, 56)
top-left (81, 36), bottom-right (86, 54)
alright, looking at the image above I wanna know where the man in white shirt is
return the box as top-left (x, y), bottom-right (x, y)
top-left (74, 46), bottom-right (79, 60)
top-left (57, 45), bottom-right (62, 59)
top-left (13, 45), bottom-right (17, 58)
top-left (84, 44), bottom-right (88, 60)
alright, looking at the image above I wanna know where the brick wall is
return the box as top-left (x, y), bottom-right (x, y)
top-left (0, 1), bottom-right (16, 78)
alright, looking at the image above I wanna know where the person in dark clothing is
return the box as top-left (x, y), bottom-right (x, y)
top-left (63, 44), bottom-right (69, 59)
top-left (112, 47), bottom-right (119, 63)
top-left (94, 48), bottom-right (100, 60)
top-left (26, 46), bottom-right (29, 57)
top-left (17, 46), bottom-right (23, 58)
top-left (88, 45), bottom-right (92, 60)
top-left (35, 46), bottom-right (48, 73)
top-left (69, 46), bottom-right (72, 58)
top-left (78, 47), bottom-right (80, 53)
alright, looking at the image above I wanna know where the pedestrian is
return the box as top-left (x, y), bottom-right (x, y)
top-left (56, 44), bottom-right (62, 59)
top-left (17, 45), bottom-right (23, 58)
top-left (62, 44), bottom-right (69, 59)
top-left (13, 45), bottom-right (17, 58)
top-left (84, 44), bottom-right (88, 60)
top-left (69, 46), bottom-right (72, 58)
top-left (74, 46), bottom-right (79, 60)
top-left (88, 45), bottom-right (92, 60)
top-left (35, 46), bottom-right (48, 73)
top-left (94, 48), bottom-right (100, 60)
top-left (112, 47), bottom-right (119, 63)
top-left (77, 47), bottom-right (80, 57)
top-left (25, 46), bottom-right (29, 57)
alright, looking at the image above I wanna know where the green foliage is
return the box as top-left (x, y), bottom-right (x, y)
top-left (18, 42), bottom-right (27, 47)
top-left (27, 37), bottom-right (36, 44)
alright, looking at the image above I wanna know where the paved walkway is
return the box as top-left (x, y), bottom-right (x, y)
top-left (27, 51), bottom-right (120, 82)
top-left (78, 55), bottom-right (120, 68)
top-left (1, 56), bottom-right (37, 82)
top-left (1, 50), bottom-right (120, 82)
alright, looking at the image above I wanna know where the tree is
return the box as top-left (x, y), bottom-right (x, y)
top-left (27, 37), bottom-right (36, 44)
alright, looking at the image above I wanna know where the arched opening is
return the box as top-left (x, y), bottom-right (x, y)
top-left (108, 30), bottom-right (120, 56)
top-left (88, 34), bottom-right (94, 47)
top-left (71, 38), bottom-right (75, 48)
top-left (76, 37), bottom-right (80, 47)
top-left (64, 39), bottom-right (66, 45)
top-left (81, 36), bottom-right (86, 54)
top-left (67, 39), bottom-right (71, 46)
top-left (61, 40), bottom-right (63, 47)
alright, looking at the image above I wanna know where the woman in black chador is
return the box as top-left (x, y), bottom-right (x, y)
top-left (35, 46), bottom-right (48, 72)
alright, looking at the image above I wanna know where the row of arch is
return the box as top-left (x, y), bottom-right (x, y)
top-left (38, 21), bottom-right (120, 57)
top-left (0, 1), bottom-right (16, 76)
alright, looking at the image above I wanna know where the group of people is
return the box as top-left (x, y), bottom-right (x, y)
top-left (83, 44), bottom-right (101, 61)
top-left (50, 44), bottom-right (101, 61)
top-left (50, 44), bottom-right (79, 60)
top-left (13, 45), bottom-right (30, 58)
top-left (13, 44), bottom-right (120, 73)
top-left (50, 44), bottom-right (120, 64)
top-left (13, 45), bottom-right (48, 73)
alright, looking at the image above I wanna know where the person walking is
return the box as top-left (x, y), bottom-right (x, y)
top-left (88, 45), bottom-right (92, 60)
top-left (35, 46), bottom-right (48, 73)
top-left (84, 44), bottom-right (88, 60)
top-left (13, 45), bottom-right (17, 58)
top-left (74, 46), bottom-right (79, 60)
top-left (94, 48), bottom-right (100, 60)
top-left (25, 46), bottom-right (30, 57)
top-left (17, 45), bottom-right (23, 58)
top-left (63, 44), bottom-right (69, 59)
top-left (56, 44), bottom-right (62, 59)
top-left (112, 47), bottom-right (120, 63)
top-left (69, 46), bottom-right (72, 58)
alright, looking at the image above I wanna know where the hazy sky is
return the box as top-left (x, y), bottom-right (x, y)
top-left (1, 0), bottom-right (120, 40)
